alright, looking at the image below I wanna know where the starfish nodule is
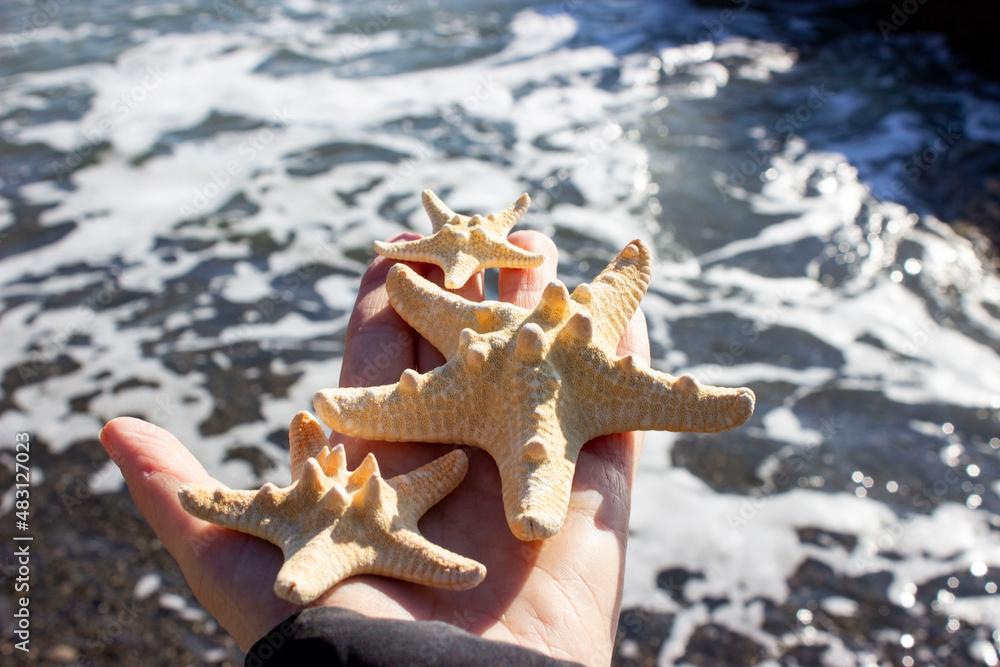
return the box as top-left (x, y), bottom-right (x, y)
top-left (314, 240), bottom-right (755, 541)
top-left (178, 412), bottom-right (486, 604)
top-left (373, 189), bottom-right (545, 289)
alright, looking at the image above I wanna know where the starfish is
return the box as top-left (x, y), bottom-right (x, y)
top-left (373, 189), bottom-right (545, 289)
top-left (178, 411), bottom-right (486, 604)
top-left (314, 240), bottom-right (755, 541)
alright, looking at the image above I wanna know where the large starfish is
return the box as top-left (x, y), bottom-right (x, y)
top-left (373, 189), bottom-right (545, 289)
top-left (178, 411), bottom-right (486, 604)
top-left (314, 240), bottom-right (755, 541)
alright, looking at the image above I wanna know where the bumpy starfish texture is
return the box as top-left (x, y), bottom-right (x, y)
top-left (178, 411), bottom-right (485, 604)
top-left (373, 190), bottom-right (545, 289)
top-left (314, 240), bottom-right (755, 541)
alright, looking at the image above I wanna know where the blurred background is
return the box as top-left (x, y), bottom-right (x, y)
top-left (1, 0), bottom-right (998, 665)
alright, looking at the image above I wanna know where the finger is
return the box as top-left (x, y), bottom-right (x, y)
top-left (498, 231), bottom-right (558, 308)
top-left (616, 306), bottom-right (650, 363)
top-left (340, 233), bottom-right (421, 389)
top-left (414, 265), bottom-right (484, 373)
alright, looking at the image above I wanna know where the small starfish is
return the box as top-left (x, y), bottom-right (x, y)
top-left (373, 190), bottom-right (545, 289)
top-left (314, 240), bottom-right (755, 541)
top-left (178, 411), bottom-right (485, 604)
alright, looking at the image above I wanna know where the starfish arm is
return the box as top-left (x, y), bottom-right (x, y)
top-left (481, 192), bottom-right (531, 236)
top-left (388, 449), bottom-right (468, 522)
top-left (496, 439), bottom-right (578, 542)
top-left (288, 411), bottom-right (330, 481)
top-left (475, 236), bottom-right (546, 271)
top-left (313, 362), bottom-right (483, 446)
top-left (371, 529), bottom-right (485, 590)
top-left (421, 189), bottom-right (459, 233)
top-left (387, 264), bottom-right (524, 356)
top-left (373, 235), bottom-right (449, 265)
top-left (578, 354), bottom-right (756, 437)
top-left (178, 484), bottom-right (284, 542)
top-left (441, 251), bottom-right (483, 289)
top-left (274, 534), bottom-right (372, 604)
top-left (573, 240), bottom-right (653, 350)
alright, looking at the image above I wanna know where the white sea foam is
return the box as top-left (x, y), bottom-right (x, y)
top-left (1, 1), bottom-right (997, 661)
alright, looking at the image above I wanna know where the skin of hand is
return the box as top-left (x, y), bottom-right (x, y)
top-left (100, 230), bottom-right (650, 666)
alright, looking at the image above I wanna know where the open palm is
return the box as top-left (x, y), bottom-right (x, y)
top-left (100, 231), bottom-right (649, 666)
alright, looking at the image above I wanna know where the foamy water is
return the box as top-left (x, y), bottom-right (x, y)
top-left (1, 0), bottom-right (998, 664)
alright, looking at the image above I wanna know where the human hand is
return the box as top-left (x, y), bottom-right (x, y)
top-left (100, 230), bottom-right (650, 665)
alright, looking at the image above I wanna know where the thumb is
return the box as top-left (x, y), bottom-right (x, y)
top-left (99, 417), bottom-right (294, 649)
top-left (99, 416), bottom-right (219, 570)
top-left (100, 417), bottom-right (220, 567)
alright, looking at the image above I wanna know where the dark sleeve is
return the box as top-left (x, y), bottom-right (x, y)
top-left (244, 607), bottom-right (583, 667)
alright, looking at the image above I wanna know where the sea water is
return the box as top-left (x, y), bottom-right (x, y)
top-left (1, 1), bottom-right (997, 664)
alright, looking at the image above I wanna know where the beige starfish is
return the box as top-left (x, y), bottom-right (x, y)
top-left (178, 411), bottom-right (486, 604)
top-left (373, 190), bottom-right (545, 289)
top-left (314, 240), bottom-right (755, 541)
